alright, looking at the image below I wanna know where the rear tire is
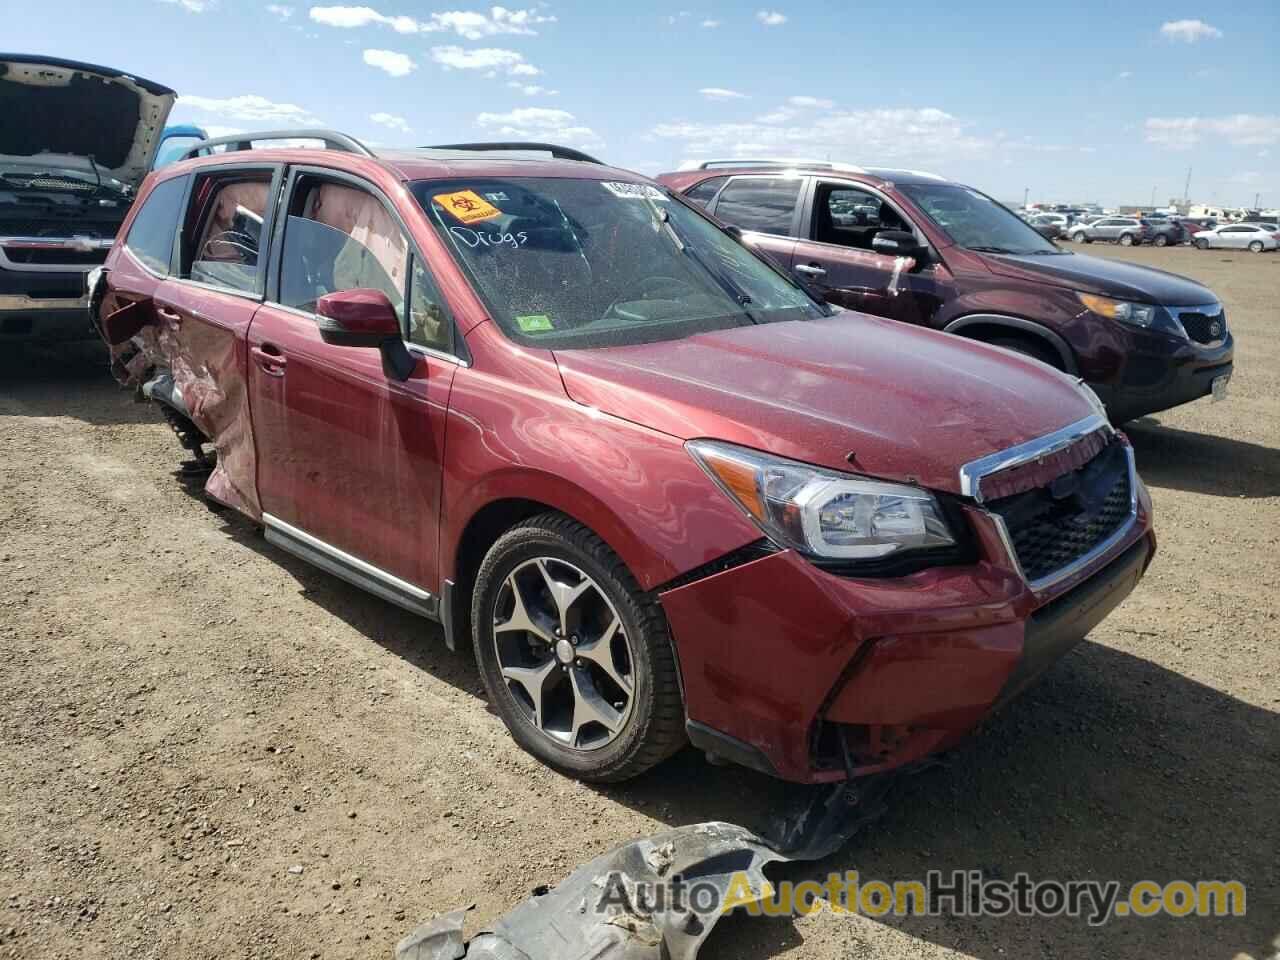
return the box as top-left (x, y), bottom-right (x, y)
top-left (1195, 238), bottom-right (1210, 250)
top-left (471, 512), bottom-right (685, 783)
top-left (1153, 234), bottom-right (1168, 247)
top-left (985, 335), bottom-right (1065, 371)
top-left (1248, 240), bottom-right (1264, 253)
top-left (1073, 232), bottom-right (1088, 243)
top-left (1119, 233), bottom-right (1135, 246)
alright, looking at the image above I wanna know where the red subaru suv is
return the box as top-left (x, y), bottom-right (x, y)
top-left (657, 161), bottom-right (1233, 422)
top-left (92, 133), bottom-right (1155, 785)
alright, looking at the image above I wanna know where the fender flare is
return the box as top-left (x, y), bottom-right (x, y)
top-left (943, 313), bottom-right (1078, 375)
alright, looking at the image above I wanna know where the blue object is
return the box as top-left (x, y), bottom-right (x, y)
top-left (154, 124), bottom-right (209, 168)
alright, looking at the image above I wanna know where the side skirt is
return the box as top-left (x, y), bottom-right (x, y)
top-left (262, 513), bottom-right (439, 621)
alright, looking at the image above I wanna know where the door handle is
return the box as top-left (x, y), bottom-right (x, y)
top-left (795, 263), bottom-right (827, 278)
top-left (250, 344), bottom-right (287, 377)
top-left (155, 305), bottom-right (182, 326)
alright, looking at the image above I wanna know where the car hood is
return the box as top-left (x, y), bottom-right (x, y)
top-left (983, 251), bottom-right (1216, 305)
top-left (553, 312), bottom-right (1095, 495)
top-left (0, 55), bottom-right (176, 191)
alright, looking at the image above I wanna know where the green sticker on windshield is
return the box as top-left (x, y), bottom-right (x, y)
top-left (515, 313), bottom-right (554, 332)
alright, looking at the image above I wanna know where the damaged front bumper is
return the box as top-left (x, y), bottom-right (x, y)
top-left (659, 494), bottom-right (1154, 784)
top-left (398, 822), bottom-right (790, 960)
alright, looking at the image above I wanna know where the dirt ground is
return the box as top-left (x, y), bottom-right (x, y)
top-left (1, 243), bottom-right (1276, 960)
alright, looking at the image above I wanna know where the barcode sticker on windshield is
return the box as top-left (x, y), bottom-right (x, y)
top-left (601, 181), bottom-right (665, 200)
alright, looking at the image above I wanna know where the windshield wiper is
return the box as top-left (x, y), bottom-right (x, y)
top-left (642, 196), bottom-right (760, 322)
top-left (966, 244), bottom-right (1018, 254)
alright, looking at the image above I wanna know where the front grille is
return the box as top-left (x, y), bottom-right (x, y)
top-left (1177, 309), bottom-right (1228, 345)
top-left (986, 441), bottom-right (1132, 584)
top-left (1, 246), bottom-right (109, 267)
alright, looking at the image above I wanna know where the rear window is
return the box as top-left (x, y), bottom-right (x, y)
top-left (123, 176), bottom-right (187, 275)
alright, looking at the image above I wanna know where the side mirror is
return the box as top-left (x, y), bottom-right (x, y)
top-left (314, 288), bottom-right (415, 381)
top-left (871, 230), bottom-right (923, 256)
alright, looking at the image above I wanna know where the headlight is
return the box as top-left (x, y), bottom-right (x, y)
top-left (1076, 292), bottom-right (1157, 328)
top-left (686, 440), bottom-right (956, 560)
top-left (1076, 379), bottom-right (1112, 425)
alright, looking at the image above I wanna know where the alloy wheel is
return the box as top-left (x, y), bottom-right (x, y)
top-left (491, 557), bottom-right (635, 751)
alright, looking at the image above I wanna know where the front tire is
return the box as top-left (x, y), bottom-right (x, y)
top-left (986, 335), bottom-right (1064, 371)
top-left (1154, 234), bottom-right (1168, 247)
top-left (1248, 240), bottom-right (1264, 253)
top-left (471, 513), bottom-right (685, 782)
top-left (1119, 233), bottom-right (1135, 246)
top-left (1073, 232), bottom-right (1088, 243)
top-left (1195, 238), bottom-right (1210, 250)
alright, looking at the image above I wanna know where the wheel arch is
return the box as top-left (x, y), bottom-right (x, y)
top-left (943, 314), bottom-right (1078, 374)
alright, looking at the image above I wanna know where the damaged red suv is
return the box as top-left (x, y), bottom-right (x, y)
top-left (93, 133), bottom-right (1155, 784)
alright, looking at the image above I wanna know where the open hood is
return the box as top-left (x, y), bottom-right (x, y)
top-left (0, 54), bottom-right (177, 191)
top-left (553, 312), bottom-right (1096, 495)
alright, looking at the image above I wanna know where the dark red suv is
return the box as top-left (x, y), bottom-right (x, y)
top-left (92, 134), bottom-right (1155, 785)
top-left (658, 161), bottom-right (1234, 422)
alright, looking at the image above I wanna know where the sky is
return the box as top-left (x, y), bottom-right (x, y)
top-left (7, 1), bottom-right (1278, 208)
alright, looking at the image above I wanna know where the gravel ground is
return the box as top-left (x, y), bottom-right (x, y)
top-left (0, 244), bottom-right (1276, 960)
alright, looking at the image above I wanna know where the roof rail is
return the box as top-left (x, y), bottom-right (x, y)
top-left (427, 142), bottom-right (603, 164)
top-left (179, 129), bottom-right (374, 161)
top-left (685, 158), bottom-right (868, 173)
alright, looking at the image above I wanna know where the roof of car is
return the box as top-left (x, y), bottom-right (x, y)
top-left (160, 140), bottom-right (647, 185)
top-left (674, 163), bottom-right (951, 186)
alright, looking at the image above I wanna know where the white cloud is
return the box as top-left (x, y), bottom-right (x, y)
top-left (701, 18), bottom-right (720, 27)
top-left (308, 4), bottom-right (554, 38)
top-left (699, 87), bottom-right (748, 101)
top-left (180, 94), bottom-right (322, 125)
top-left (507, 81), bottom-right (558, 96)
top-left (266, 3), bottom-right (294, 18)
top-left (157, 0), bottom-right (214, 12)
top-left (653, 106), bottom-right (982, 165)
top-left (310, 4), bottom-right (417, 31)
top-left (1144, 114), bottom-right (1280, 149)
top-left (370, 111), bottom-right (411, 133)
top-left (1117, 71), bottom-right (1132, 80)
top-left (475, 107), bottom-right (602, 149)
top-left (1159, 19), bottom-right (1222, 43)
top-left (431, 45), bottom-right (539, 75)
top-left (1260, 149), bottom-right (1272, 159)
top-left (363, 48), bottom-right (417, 76)
top-left (756, 9), bottom-right (786, 26)
top-left (421, 7), bottom-right (556, 39)
top-left (756, 109), bottom-right (795, 124)
top-left (788, 95), bottom-right (834, 109)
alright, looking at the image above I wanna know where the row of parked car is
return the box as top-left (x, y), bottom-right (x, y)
top-left (3, 53), bottom-right (1233, 787)
top-left (1024, 211), bottom-right (1279, 251)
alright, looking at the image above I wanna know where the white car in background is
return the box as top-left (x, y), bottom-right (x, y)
top-left (1192, 223), bottom-right (1279, 252)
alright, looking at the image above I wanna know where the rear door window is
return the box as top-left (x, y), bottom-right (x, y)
top-left (711, 177), bottom-right (802, 236)
top-left (684, 176), bottom-right (728, 208)
top-left (123, 176), bottom-right (188, 275)
top-left (180, 171), bottom-right (274, 293)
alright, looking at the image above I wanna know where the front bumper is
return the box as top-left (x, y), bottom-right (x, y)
top-left (0, 265), bottom-right (95, 342)
top-left (1086, 321), bottom-right (1234, 423)
top-left (660, 483), bottom-right (1154, 784)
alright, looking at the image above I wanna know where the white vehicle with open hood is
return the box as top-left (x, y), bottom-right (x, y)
top-left (0, 54), bottom-right (176, 343)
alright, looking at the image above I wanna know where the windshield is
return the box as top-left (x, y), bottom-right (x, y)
top-left (899, 182), bottom-right (1063, 256)
top-left (412, 177), bottom-right (827, 348)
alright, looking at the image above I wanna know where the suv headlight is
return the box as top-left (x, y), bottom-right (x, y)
top-left (687, 440), bottom-right (956, 560)
top-left (1077, 292), bottom-right (1157, 328)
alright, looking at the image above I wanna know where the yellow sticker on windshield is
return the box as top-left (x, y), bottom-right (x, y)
top-left (434, 190), bottom-right (502, 224)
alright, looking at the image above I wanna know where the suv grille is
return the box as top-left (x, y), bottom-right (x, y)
top-left (1177, 308), bottom-right (1228, 346)
top-left (986, 441), bottom-right (1132, 584)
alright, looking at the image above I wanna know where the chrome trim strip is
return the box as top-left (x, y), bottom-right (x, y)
top-left (0, 293), bottom-right (90, 310)
top-left (958, 413), bottom-right (1110, 504)
top-left (992, 444), bottom-right (1140, 594)
top-left (262, 513), bottom-right (438, 619)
